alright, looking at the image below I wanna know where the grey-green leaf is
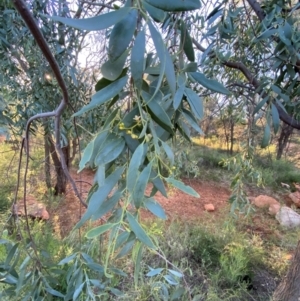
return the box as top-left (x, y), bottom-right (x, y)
top-left (78, 140), bottom-right (94, 172)
top-left (45, 287), bottom-right (65, 298)
top-left (144, 198), bottom-right (166, 219)
top-left (145, 0), bottom-right (200, 11)
top-left (146, 267), bottom-right (164, 277)
top-left (131, 30), bottom-right (146, 90)
top-left (261, 123), bottom-right (271, 148)
top-left (94, 135), bottom-right (125, 165)
top-left (127, 144), bottom-right (148, 193)
top-left (148, 21), bottom-right (176, 96)
top-left (92, 191), bottom-right (122, 220)
top-left (127, 212), bottom-right (156, 249)
top-left (184, 88), bottom-right (203, 120)
top-left (73, 76), bottom-right (128, 116)
top-left (161, 141), bottom-right (174, 165)
top-left (143, 1), bottom-right (166, 22)
top-left (253, 96), bottom-right (268, 115)
top-left (190, 72), bottom-right (230, 95)
top-left (180, 21), bottom-right (195, 62)
top-left (142, 91), bottom-right (174, 134)
top-left (148, 20), bottom-right (166, 64)
top-left (73, 283), bottom-right (84, 300)
top-left (271, 103), bottom-right (280, 134)
top-left (173, 85), bottom-right (185, 110)
top-left (102, 50), bottom-right (129, 81)
top-left (165, 177), bottom-right (199, 197)
top-left (182, 109), bottom-right (204, 135)
top-left (51, 7), bottom-right (131, 31)
top-left (85, 223), bottom-right (115, 239)
top-left (75, 166), bottom-right (124, 228)
top-left (109, 9), bottom-right (138, 61)
top-left (133, 162), bottom-right (152, 208)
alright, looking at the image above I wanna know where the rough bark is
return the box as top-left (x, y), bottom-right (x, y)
top-left (44, 133), bottom-right (52, 189)
top-left (69, 138), bottom-right (77, 164)
top-left (48, 136), bottom-right (68, 195)
top-left (276, 123), bottom-right (293, 160)
top-left (229, 119), bottom-right (234, 155)
top-left (273, 240), bottom-right (300, 301)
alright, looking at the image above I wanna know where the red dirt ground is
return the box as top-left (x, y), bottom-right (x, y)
top-left (49, 169), bottom-right (231, 237)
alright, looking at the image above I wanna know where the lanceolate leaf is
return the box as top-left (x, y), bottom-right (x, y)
top-left (253, 96), bottom-right (269, 115)
top-left (89, 131), bottom-right (108, 166)
top-left (180, 21), bottom-right (195, 62)
top-left (144, 0), bottom-right (201, 12)
top-left (148, 21), bottom-right (176, 96)
top-left (173, 85), bottom-right (185, 110)
top-left (151, 170), bottom-right (167, 197)
top-left (95, 68), bottom-right (128, 91)
top-left (184, 88), bottom-right (203, 120)
top-left (143, 1), bottom-right (166, 22)
top-left (131, 30), bottom-right (146, 90)
top-left (73, 76), bottom-right (128, 116)
top-left (161, 141), bottom-right (174, 165)
top-left (182, 109), bottom-right (204, 134)
top-left (51, 7), bottom-right (131, 31)
top-left (108, 9), bottom-right (138, 61)
top-left (142, 91), bottom-right (174, 134)
top-left (127, 144), bottom-right (148, 193)
top-left (146, 267), bottom-right (164, 277)
top-left (165, 47), bottom-right (176, 96)
top-left (75, 166), bottom-right (125, 228)
top-left (144, 198), bottom-right (166, 219)
top-left (79, 139), bottom-right (94, 172)
top-left (271, 103), bottom-right (280, 134)
top-left (133, 162), bottom-right (152, 208)
top-left (165, 177), bottom-right (199, 197)
top-left (94, 134), bottom-right (125, 165)
top-left (261, 123), bottom-right (271, 148)
top-left (190, 72), bottom-right (230, 95)
top-left (101, 50), bottom-right (129, 81)
top-left (127, 212), bottom-right (156, 249)
top-left (92, 191), bottom-right (122, 220)
top-left (85, 223), bottom-right (115, 239)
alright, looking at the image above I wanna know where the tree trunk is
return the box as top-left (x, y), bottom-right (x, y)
top-left (44, 133), bottom-right (52, 189)
top-left (229, 119), bottom-right (234, 155)
top-left (69, 138), bottom-right (77, 164)
top-left (273, 240), bottom-right (300, 301)
top-left (47, 136), bottom-right (68, 195)
top-left (276, 123), bottom-right (293, 160)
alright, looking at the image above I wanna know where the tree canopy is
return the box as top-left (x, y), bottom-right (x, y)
top-left (1, 0), bottom-right (300, 299)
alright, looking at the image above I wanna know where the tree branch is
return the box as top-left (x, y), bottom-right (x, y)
top-left (192, 39), bottom-right (300, 130)
top-left (245, 0), bottom-right (265, 21)
top-left (12, 0), bottom-right (87, 208)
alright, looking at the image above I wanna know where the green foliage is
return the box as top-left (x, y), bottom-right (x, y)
top-left (258, 158), bottom-right (300, 188)
top-left (3, 0), bottom-right (300, 299)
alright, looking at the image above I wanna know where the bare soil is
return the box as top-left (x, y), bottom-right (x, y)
top-left (49, 169), bottom-right (231, 237)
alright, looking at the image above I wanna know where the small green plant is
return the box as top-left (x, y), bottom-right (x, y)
top-left (219, 242), bottom-right (250, 286)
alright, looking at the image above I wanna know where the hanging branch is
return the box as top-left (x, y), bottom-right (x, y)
top-left (12, 0), bottom-right (87, 208)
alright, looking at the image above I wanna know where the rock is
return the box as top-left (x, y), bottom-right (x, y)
top-left (204, 204), bottom-right (215, 212)
top-left (13, 196), bottom-right (49, 220)
top-left (288, 191), bottom-right (300, 208)
top-left (275, 206), bottom-right (300, 228)
top-left (252, 195), bottom-right (280, 209)
top-left (269, 203), bottom-right (281, 216)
